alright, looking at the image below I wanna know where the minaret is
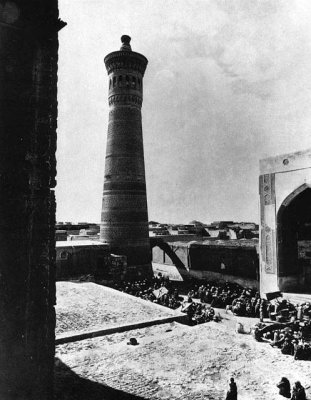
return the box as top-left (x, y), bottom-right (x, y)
top-left (100, 35), bottom-right (152, 277)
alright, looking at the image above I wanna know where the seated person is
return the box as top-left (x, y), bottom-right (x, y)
top-left (281, 338), bottom-right (294, 355)
top-left (291, 381), bottom-right (306, 400)
top-left (293, 341), bottom-right (304, 360)
top-left (277, 377), bottom-right (291, 398)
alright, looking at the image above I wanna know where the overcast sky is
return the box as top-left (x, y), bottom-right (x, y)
top-left (56, 0), bottom-right (311, 224)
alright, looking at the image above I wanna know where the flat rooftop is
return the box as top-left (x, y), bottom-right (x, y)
top-left (55, 282), bottom-right (181, 336)
top-left (169, 239), bottom-right (258, 249)
top-left (56, 240), bottom-right (108, 248)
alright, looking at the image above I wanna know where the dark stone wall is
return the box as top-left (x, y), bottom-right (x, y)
top-left (0, 1), bottom-right (61, 398)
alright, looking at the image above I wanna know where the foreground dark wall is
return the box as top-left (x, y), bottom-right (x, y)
top-left (0, 1), bottom-right (61, 398)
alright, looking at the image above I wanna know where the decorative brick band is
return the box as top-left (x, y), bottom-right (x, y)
top-left (104, 51), bottom-right (148, 75)
top-left (108, 94), bottom-right (142, 107)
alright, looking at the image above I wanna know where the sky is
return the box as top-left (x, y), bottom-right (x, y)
top-left (56, 0), bottom-right (311, 224)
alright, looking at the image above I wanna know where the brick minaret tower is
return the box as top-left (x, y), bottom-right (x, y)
top-left (100, 35), bottom-right (152, 277)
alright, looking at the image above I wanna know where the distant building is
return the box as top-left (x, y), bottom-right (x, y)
top-left (55, 222), bottom-right (91, 232)
top-left (149, 227), bottom-right (170, 236)
top-left (204, 221), bottom-right (258, 240)
top-left (209, 221), bottom-right (234, 229)
top-left (148, 221), bottom-right (159, 227)
top-left (55, 222), bottom-right (100, 241)
top-left (55, 230), bottom-right (67, 241)
top-left (67, 235), bottom-right (90, 241)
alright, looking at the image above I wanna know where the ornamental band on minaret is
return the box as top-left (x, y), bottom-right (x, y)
top-left (100, 35), bottom-right (152, 276)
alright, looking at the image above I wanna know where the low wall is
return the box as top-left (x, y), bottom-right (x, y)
top-left (189, 244), bottom-right (258, 279)
top-left (56, 241), bottom-right (110, 280)
top-left (152, 240), bottom-right (259, 284)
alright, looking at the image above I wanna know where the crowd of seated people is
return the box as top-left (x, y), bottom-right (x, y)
top-left (111, 277), bottom-right (258, 324)
top-left (181, 297), bottom-right (221, 325)
top-left (110, 276), bottom-right (311, 352)
top-left (111, 274), bottom-right (182, 310)
top-left (252, 300), bottom-right (311, 360)
top-left (195, 285), bottom-right (311, 361)
top-left (111, 276), bottom-right (268, 322)
top-left (187, 282), bottom-right (261, 317)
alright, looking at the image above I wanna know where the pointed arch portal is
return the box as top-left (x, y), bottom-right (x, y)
top-left (277, 184), bottom-right (311, 292)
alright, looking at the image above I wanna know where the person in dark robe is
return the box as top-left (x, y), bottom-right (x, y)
top-left (277, 377), bottom-right (291, 398)
top-left (225, 377), bottom-right (237, 400)
top-left (281, 338), bottom-right (294, 355)
top-left (291, 381), bottom-right (306, 400)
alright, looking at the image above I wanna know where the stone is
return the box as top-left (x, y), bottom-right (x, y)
top-left (0, 1), bottom-right (65, 398)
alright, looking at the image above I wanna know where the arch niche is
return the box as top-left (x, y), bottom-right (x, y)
top-left (277, 184), bottom-right (311, 292)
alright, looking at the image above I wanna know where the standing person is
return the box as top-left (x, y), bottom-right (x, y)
top-left (181, 297), bottom-right (195, 325)
top-left (291, 381), bottom-right (306, 400)
top-left (225, 377), bottom-right (237, 400)
top-left (277, 377), bottom-right (291, 398)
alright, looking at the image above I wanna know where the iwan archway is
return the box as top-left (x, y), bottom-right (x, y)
top-left (277, 184), bottom-right (311, 292)
top-left (259, 148), bottom-right (311, 295)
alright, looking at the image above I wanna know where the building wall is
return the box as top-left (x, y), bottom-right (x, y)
top-left (172, 245), bottom-right (189, 268)
top-left (259, 148), bottom-right (311, 294)
top-left (188, 245), bottom-right (258, 279)
top-left (56, 242), bottom-right (110, 280)
top-left (152, 241), bottom-right (258, 286)
top-left (55, 242), bottom-right (131, 281)
top-left (0, 2), bottom-right (62, 398)
top-left (153, 246), bottom-right (165, 264)
top-left (152, 244), bottom-right (189, 269)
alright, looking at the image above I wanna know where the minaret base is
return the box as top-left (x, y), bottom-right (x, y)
top-left (125, 263), bottom-right (153, 280)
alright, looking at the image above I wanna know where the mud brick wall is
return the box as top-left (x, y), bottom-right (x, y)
top-left (55, 245), bottom-right (111, 280)
top-left (152, 243), bottom-right (258, 280)
top-left (188, 245), bottom-right (258, 279)
top-left (0, 1), bottom-right (62, 398)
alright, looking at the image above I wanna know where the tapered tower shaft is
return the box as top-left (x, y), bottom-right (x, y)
top-left (100, 36), bottom-right (151, 275)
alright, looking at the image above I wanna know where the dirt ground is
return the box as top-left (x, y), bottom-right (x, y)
top-left (55, 283), bottom-right (311, 400)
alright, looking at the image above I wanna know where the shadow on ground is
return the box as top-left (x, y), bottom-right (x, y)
top-left (54, 358), bottom-right (147, 400)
